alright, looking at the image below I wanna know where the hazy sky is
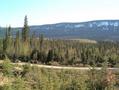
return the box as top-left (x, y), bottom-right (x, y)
top-left (0, 0), bottom-right (119, 27)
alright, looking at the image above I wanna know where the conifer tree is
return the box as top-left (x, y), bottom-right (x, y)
top-left (22, 16), bottom-right (29, 42)
top-left (39, 34), bottom-right (44, 52)
top-left (8, 26), bottom-right (11, 37)
top-left (3, 27), bottom-right (12, 54)
top-left (21, 16), bottom-right (30, 60)
top-left (7, 26), bottom-right (14, 56)
top-left (14, 31), bottom-right (20, 59)
top-left (47, 49), bottom-right (54, 63)
top-left (3, 28), bottom-right (8, 53)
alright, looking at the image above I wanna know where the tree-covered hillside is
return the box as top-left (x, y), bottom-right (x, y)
top-left (2, 20), bottom-right (119, 41)
top-left (0, 16), bottom-right (119, 67)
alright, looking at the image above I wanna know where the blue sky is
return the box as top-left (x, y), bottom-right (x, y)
top-left (0, 0), bottom-right (119, 27)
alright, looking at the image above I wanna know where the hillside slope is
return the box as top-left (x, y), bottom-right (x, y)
top-left (1, 20), bottom-right (119, 41)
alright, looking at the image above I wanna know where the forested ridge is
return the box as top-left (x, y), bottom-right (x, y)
top-left (0, 16), bottom-right (119, 67)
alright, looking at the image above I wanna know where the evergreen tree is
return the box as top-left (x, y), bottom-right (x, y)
top-left (3, 27), bottom-right (12, 55)
top-left (8, 26), bottom-right (11, 37)
top-left (21, 16), bottom-right (30, 61)
top-left (7, 26), bottom-right (14, 57)
top-left (47, 49), bottom-right (54, 63)
top-left (22, 16), bottom-right (29, 42)
top-left (3, 28), bottom-right (8, 53)
top-left (39, 34), bottom-right (44, 52)
top-left (14, 31), bottom-right (20, 60)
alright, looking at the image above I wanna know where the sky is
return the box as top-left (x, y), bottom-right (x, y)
top-left (0, 0), bottom-right (119, 27)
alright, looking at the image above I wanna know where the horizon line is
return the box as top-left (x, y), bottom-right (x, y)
top-left (1, 19), bottom-right (119, 28)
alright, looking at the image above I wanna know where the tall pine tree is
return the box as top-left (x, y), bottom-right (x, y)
top-left (22, 16), bottom-right (29, 42)
top-left (14, 31), bottom-right (20, 59)
top-left (21, 16), bottom-right (30, 60)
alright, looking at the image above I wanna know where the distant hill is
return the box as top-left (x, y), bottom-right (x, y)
top-left (1, 20), bottom-right (119, 41)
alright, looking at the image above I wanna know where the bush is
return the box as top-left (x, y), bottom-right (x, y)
top-left (2, 56), bottom-right (13, 77)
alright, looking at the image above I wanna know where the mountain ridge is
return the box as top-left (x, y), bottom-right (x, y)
top-left (1, 20), bottom-right (119, 41)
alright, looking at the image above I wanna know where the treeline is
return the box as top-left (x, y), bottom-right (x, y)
top-left (0, 16), bottom-right (119, 67)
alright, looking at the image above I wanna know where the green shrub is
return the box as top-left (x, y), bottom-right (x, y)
top-left (2, 56), bottom-right (13, 77)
